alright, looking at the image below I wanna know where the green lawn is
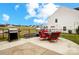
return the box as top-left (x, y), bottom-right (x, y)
top-left (60, 33), bottom-right (79, 45)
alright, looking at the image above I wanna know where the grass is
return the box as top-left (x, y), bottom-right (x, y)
top-left (60, 33), bottom-right (79, 45)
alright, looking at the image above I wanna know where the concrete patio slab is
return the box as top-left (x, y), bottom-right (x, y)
top-left (0, 42), bottom-right (60, 55)
top-left (0, 37), bottom-right (79, 55)
top-left (26, 37), bottom-right (79, 55)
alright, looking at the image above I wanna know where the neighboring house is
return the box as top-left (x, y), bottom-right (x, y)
top-left (48, 7), bottom-right (79, 33)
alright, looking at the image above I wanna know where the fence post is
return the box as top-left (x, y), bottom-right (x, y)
top-left (28, 29), bottom-right (30, 37)
top-left (3, 29), bottom-right (4, 39)
top-left (18, 28), bottom-right (20, 38)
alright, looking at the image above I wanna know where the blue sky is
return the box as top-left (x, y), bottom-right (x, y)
top-left (0, 3), bottom-right (79, 25)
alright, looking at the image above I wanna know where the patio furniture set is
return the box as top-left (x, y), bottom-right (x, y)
top-left (39, 29), bottom-right (61, 42)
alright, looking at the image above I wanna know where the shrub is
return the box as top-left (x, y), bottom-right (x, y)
top-left (76, 26), bottom-right (79, 34)
top-left (68, 30), bottom-right (72, 34)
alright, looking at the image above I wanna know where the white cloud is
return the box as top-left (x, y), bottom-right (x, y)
top-left (2, 14), bottom-right (10, 22)
top-left (38, 3), bottom-right (58, 19)
top-left (15, 5), bottom-right (20, 10)
top-left (24, 15), bottom-right (31, 20)
top-left (34, 3), bottom-right (58, 24)
top-left (34, 19), bottom-right (47, 24)
top-left (26, 3), bottom-right (39, 16)
top-left (25, 3), bottom-right (59, 24)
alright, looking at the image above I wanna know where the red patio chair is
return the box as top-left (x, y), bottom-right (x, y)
top-left (39, 29), bottom-right (49, 40)
top-left (49, 32), bottom-right (61, 42)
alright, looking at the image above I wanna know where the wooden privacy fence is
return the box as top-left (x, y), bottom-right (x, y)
top-left (19, 28), bottom-right (39, 38)
top-left (0, 29), bottom-right (8, 41)
top-left (0, 28), bottom-right (39, 41)
top-left (0, 29), bottom-right (5, 39)
top-left (0, 30), bottom-right (3, 39)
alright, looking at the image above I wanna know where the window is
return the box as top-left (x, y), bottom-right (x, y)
top-left (51, 26), bottom-right (55, 28)
top-left (55, 18), bottom-right (58, 23)
top-left (63, 26), bottom-right (66, 31)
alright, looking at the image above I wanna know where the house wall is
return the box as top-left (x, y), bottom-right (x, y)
top-left (48, 7), bottom-right (79, 33)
